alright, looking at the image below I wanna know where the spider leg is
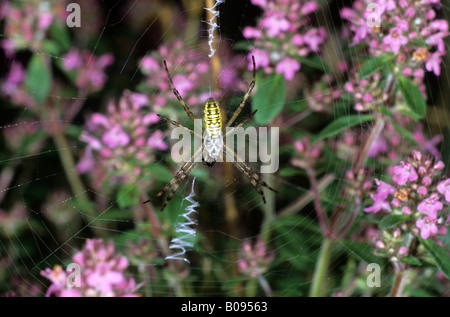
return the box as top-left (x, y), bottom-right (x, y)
top-left (226, 55), bottom-right (256, 128)
top-left (164, 60), bottom-right (196, 123)
top-left (160, 162), bottom-right (197, 211)
top-left (223, 145), bottom-right (278, 204)
top-left (157, 114), bottom-right (202, 138)
top-left (225, 110), bottom-right (257, 136)
top-left (144, 147), bottom-right (202, 211)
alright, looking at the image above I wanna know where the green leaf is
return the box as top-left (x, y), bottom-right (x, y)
top-left (359, 56), bottom-right (391, 79)
top-left (317, 114), bottom-right (374, 140)
top-left (234, 41), bottom-right (250, 51)
top-left (398, 75), bottom-right (427, 119)
top-left (379, 214), bottom-right (410, 230)
top-left (400, 256), bottom-right (422, 266)
top-left (254, 73), bottom-right (286, 125)
top-left (390, 120), bottom-right (419, 146)
top-left (146, 163), bottom-right (174, 183)
top-left (296, 55), bottom-right (331, 73)
top-left (117, 184), bottom-right (139, 208)
top-left (25, 55), bottom-right (52, 103)
top-left (378, 106), bottom-right (393, 117)
top-left (279, 167), bottom-right (302, 177)
top-left (42, 40), bottom-right (62, 55)
top-left (48, 21), bottom-right (71, 51)
top-left (420, 238), bottom-right (450, 279)
top-left (342, 240), bottom-right (383, 265)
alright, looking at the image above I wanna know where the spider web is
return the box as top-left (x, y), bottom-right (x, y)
top-left (0, 0), bottom-right (449, 297)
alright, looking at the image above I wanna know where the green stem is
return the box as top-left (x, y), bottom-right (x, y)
top-left (52, 131), bottom-right (88, 201)
top-left (309, 238), bottom-right (333, 297)
top-left (245, 278), bottom-right (258, 297)
top-left (261, 173), bottom-right (276, 242)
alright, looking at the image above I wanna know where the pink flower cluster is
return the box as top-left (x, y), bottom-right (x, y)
top-left (344, 70), bottom-right (386, 112)
top-left (63, 49), bottom-right (114, 93)
top-left (341, 0), bottom-right (449, 79)
top-left (1, 1), bottom-right (66, 56)
top-left (77, 90), bottom-right (165, 185)
top-left (139, 39), bottom-right (220, 112)
top-left (368, 119), bottom-right (442, 160)
top-left (41, 239), bottom-right (140, 297)
top-left (365, 151), bottom-right (449, 240)
top-left (1, 61), bottom-right (36, 108)
top-left (304, 74), bottom-right (341, 112)
top-left (244, 0), bottom-right (326, 80)
top-left (292, 136), bottom-right (323, 169)
top-left (238, 237), bottom-right (274, 278)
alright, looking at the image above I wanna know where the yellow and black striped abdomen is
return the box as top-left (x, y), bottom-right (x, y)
top-left (204, 98), bottom-right (222, 137)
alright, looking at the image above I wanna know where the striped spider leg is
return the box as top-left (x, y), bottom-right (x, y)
top-left (143, 147), bottom-right (202, 211)
top-left (225, 55), bottom-right (256, 128)
top-left (223, 142), bottom-right (278, 204)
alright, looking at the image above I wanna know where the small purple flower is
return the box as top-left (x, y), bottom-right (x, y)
top-left (374, 178), bottom-right (396, 200)
top-left (147, 130), bottom-right (168, 151)
top-left (383, 27), bottom-right (409, 53)
top-left (250, 49), bottom-right (270, 69)
top-left (425, 52), bottom-right (442, 76)
top-left (417, 193), bottom-right (443, 220)
top-left (416, 216), bottom-right (438, 239)
top-left (63, 49), bottom-right (83, 70)
top-left (1, 62), bottom-right (25, 96)
top-left (364, 192), bottom-right (391, 213)
top-left (392, 162), bottom-right (418, 185)
top-left (275, 57), bottom-right (300, 80)
top-left (303, 28), bottom-right (326, 52)
top-left (262, 15), bottom-right (290, 37)
top-left (102, 125), bottom-right (130, 149)
top-left (437, 178), bottom-right (450, 202)
top-left (301, 1), bottom-right (318, 15)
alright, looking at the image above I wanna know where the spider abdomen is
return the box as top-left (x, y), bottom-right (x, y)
top-left (204, 98), bottom-right (222, 138)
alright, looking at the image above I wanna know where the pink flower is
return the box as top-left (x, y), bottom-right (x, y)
top-left (437, 178), bottom-right (450, 202)
top-left (303, 28), bottom-right (326, 52)
top-left (364, 192), bottom-right (391, 213)
top-left (416, 216), bottom-right (438, 239)
top-left (251, 0), bottom-right (267, 8)
top-left (63, 49), bottom-right (83, 70)
top-left (243, 26), bottom-right (260, 39)
top-left (262, 16), bottom-right (290, 37)
top-left (275, 57), bottom-right (300, 80)
top-left (86, 267), bottom-right (125, 296)
top-left (383, 27), bottom-right (409, 53)
top-left (142, 113), bottom-right (159, 125)
top-left (141, 56), bottom-right (159, 72)
top-left (41, 239), bottom-right (140, 297)
top-left (38, 12), bottom-right (53, 30)
top-left (250, 49), bottom-right (270, 69)
top-left (102, 125), bottom-right (130, 149)
top-left (373, 178), bottom-right (396, 200)
top-left (130, 93), bottom-right (148, 109)
top-left (76, 148), bottom-right (95, 174)
top-left (1, 62), bottom-right (25, 96)
top-left (173, 74), bottom-right (194, 97)
top-left (417, 194), bottom-right (443, 220)
top-left (147, 130), bottom-right (168, 151)
top-left (425, 52), bottom-right (442, 76)
top-left (60, 289), bottom-right (82, 297)
top-left (392, 162), bottom-right (418, 185)
top-left (368, 136), bottom-right (388, 157)
top-left (301, 1), bottom-right (318, 15)
top-left (398, 246), bottom-right (408, 255)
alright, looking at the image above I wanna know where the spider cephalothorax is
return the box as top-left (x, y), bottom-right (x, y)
top-left (144, 56), bottom-right (278, 210)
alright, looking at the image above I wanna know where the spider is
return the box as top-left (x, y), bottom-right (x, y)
top-left (144, 56), bottom-right (278, 211)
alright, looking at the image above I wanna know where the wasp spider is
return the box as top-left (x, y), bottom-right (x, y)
top-left (144, 56), bottom-right (278, 210)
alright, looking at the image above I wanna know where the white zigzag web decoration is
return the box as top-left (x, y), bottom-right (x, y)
top-left (165, 178), bottom-right (199, 263)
